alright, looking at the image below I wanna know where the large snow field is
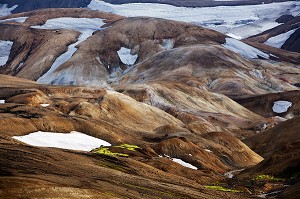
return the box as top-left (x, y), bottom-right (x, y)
top-left (13, 131), bottom-right (111, 151)
top-left (88, 0), bottom-right (300, 38)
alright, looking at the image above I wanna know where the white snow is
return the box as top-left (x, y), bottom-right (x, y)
top-left (249, 69), bottom-right (264, 79)
top-left (223, 38), bottom-right (269, 59)
top-left (0, 100), bottom-right (5, 104)
top-left (226, 33), bottom-right (242, 40)
top-left (224, 21), bottom-right (280, 39)
top-left (162, 39), bottom-right (175, 50)
top-left (264, 28), bottom-right (298, 48)
top-left (117, 47), bottom-right (138, 65)
top-left (0, 17), bottom-right (28, 23)
top-left (0, 40), bottom-right (13, 66)
top-left (88, 0), bottom-right (299, 39)
top-left (34, 17), bottom-right (106, 83)
top-left (204, 149), bottom-right (213, 153)
top-left (0, 4), bottom-right (18, 17)
top-left (159, 154), bottom-right (197, 170)
top-left (12, 131), bottom-right (111, 151)
top-left (272, 100), bottom-right (292, 113)
top-left (172, 158), bottom-right (198, 170)
top-left (224, 169), bottom-right (245, 178)
top-left (40, 104), bottom-right (50, 107)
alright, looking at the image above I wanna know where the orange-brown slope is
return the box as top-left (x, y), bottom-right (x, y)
top-left (0, 135), bottom-right (250, 199)
top-left (243, 116), bottom-right (300, 176)
top-left (0, 74), bottom-right (264, 186)
top-left (1, 8), bottom-right (300, 98)
top-left (240, 117), bottom-right (300, 198)
top-left (0, 24), bottom-right (80, 80)
top-left (235, 90), bottom-right (300, 119)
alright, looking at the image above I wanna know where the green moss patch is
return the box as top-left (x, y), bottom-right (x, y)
top-left (95, 146), bottom-right (129, 157)
top-left (253, 175), bottom-right (285, 182)
top-left (204, 185), bottom-right (241, 193)
top-left (115, 144), bottom-right (140, 151)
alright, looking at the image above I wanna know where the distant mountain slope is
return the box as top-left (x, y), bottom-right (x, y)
top-left (0, 0), bottom-right (292, 14)
top-left (101, 0), bottom-right (290, 7)
top-left (245, 15), bottom-right (300, 53)
top-left (0, 0), bottom-right (91, 13)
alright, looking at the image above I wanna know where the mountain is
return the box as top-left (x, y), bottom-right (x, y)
top-left (0, 0), bottom-right (91, 13)
top-left (0, 1), bottom-right (300, 198)
top-left (245, 15), bottom-right (300, 53)
top-left (0, 0), bottom-right (292, 14)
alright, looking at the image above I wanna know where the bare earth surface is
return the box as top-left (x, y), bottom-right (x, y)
top-left (0, 7), bottom-right (299, 199)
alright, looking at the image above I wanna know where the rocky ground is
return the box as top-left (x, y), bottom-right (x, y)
top-left (0, 7), bottom-right (299, 199)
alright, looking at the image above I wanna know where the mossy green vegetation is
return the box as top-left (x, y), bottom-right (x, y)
top-left (253, 174), bottom-right (285, 182)
top-left (116, 144), bottom-right (140, 151)
top-left (94, 143), bottom-right (140, 157)
top-left (204, 185), bottom-right (241, 193)
top-left (96, 146), bottom-right (129, 157)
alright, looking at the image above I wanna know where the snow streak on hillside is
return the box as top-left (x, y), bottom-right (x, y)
top-left (34, 17), bottom-right (105, 84)
top-left (223, 38), bottom-right (269, 59)
top-left (0, 4), bottom-right (17, 17)
top-left (264, 28), bottom-right (299, 48)
top-left (0, 40), bottom-right (13, 66)
top-left (88, 0), bottom-right (300, 38)
top-left (0, 17), bottom-right (28, 23)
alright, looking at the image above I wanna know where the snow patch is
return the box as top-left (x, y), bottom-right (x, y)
top-left (204, 149), bottom-right (213, 153)
top-left (40, 104), bottom-right (50, 107)
top-left (224, 169), bottom-right (245, 178)
top-left (31, 17), bottom-right (105, 32)
top-left (0, 4), bottom-right (18, 17)
top-left (264, 28), bottom-right (298, 48)
top-left (0, 40), bottom-right (13, 66)
top-left (12, 131), bottom-right (111, 151)
top-left (35, 17), bottom-right (106, 84)
top-left (88, 0), bottom-right (115, 13)
top-left (159, 154), bottom-right (197, 170)
top-left (162, 39), bottom-right (175, 50)
top-left (172, 158), bottom-right (198, 170)
top-left (272, 100), bottom-right (292, 113)
top-left (226, 33), bottom-right (242, 40)
top-left (223, 38), bottom-right (269, 59)
top-left (249, 69), bottom-right (264, 79)
top-left (0, 100), bottom-right (5, 104)
top-left (117, 47), bottom-right (138, 65)
top-left (0, 17), bottom-right (28, 23)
